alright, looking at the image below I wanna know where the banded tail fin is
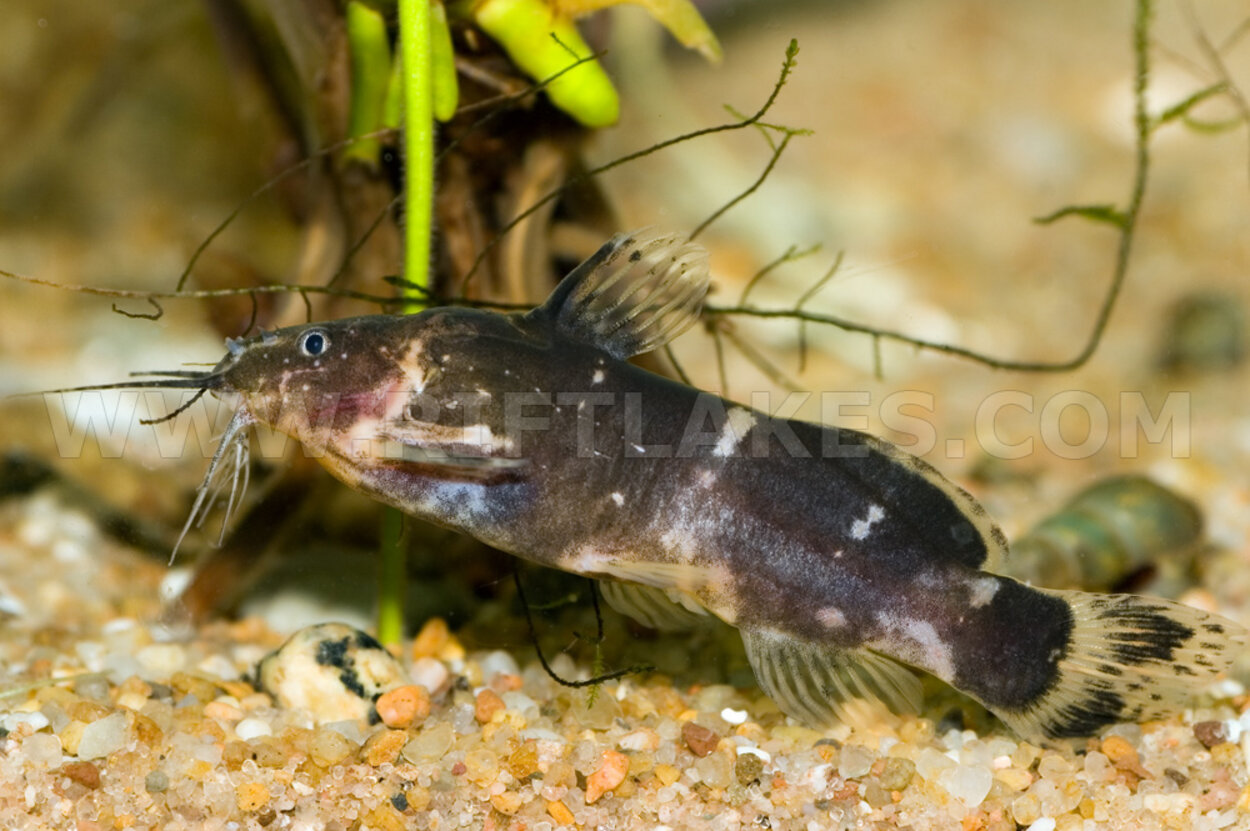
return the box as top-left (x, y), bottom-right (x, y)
top-left (995, 590), bottom-right (1246, 740)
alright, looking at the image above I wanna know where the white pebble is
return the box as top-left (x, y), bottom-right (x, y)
top-left (1026, 819), bottom-right (1056, 831)
top-left (720, 707), bottom-right (748, 725)
top-left (736, 746), bottom-right (771, 763)
top-left (837, 744), bottom-right (874, 779)
top-left (478, 650), bottom-right (520, 681)
top-left (501, 690), bottom-right (537, 717)
top-left (74, 641), bottom-right (106, 670)
top-left (618, 728), bottom-right (660, 752)
top-left (136, 643), bottom-right (187, 679)
top-left (941, 764), bottom-right (993, 807)
top-left (2, 711), bottom-right (49, 733)
top-left (197, 654), bottom-right (239, 681)
top-left (76, 712), bottom-right (129, 760)
top-left (235, 718), bottom-right (273, 741)
top-left (410, 657), bottom-right (450, 693)
top-left (0, 580), bottom-right (27, 617)
top-left (21, 733), bottom-right (62, 766)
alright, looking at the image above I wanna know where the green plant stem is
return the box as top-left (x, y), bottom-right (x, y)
top-left (378, 506), bottom-right (408, 647)
top-left (378, 0), bottom-right (438, 647)
top-left (345, 1), bottom-right (393, 165)
top-left (398, 0), bottom-right (434, 304)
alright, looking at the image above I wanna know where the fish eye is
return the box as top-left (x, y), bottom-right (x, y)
top-left (299, 330), bottom-right (329, 357)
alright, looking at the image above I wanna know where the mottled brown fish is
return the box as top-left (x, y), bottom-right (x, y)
top-left (48, 229), bottom-right (1247, 739)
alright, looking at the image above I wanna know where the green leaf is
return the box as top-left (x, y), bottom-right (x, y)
top-left (1033, 204), bottom-right (1127, 229)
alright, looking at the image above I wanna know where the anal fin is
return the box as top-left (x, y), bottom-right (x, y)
top-left (742, 628), bottom-right (923, 729)
top-left (599, 580), bottom-right (708, 631)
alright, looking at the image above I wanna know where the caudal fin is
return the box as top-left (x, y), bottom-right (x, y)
top-left (995, 590), bottom-right (1246, 740)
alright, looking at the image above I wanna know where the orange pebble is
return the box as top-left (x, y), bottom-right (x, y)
top-left (411, 618), bottom-right (449, 658)
top-left (547, 800), bottom-right (575, 825)
top-left (1101, 735), bottom-right (1138, 767)
top-left (375, 685), bottom-right (431, 729)
top-left (475, 688), bottom-right (506, 724)
top-left (584, 749), bottom-right (629, 804)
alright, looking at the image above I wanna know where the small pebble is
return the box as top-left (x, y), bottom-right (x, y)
top-left (490, 791), bottom-right (523, 815)
top-left (58, 761), bottom-right (101, 789)
top-left (1193, 720), bottom-right (1229, 748)
top-left (235, 718), bottom-right (273, 741)
top-left (376, 685), bottom-right (431, 728)
top-left (1026, 819), bottom-right (1056, 831)
top-left (136, 644), bottom-right (187, 679)
top-left (411, 618), bottom-right (449, 657)
top-left (204, 700), bottom-right (244, 722)
top-left (410, 657), bottom-right (450, 695)
top-left (144, 770), bottom-right (169, 793)
top-left (309, 726), bottom-right (356, 767)
top-left (547, 800), bottom-right (575, 825)
top-left (837, 743), bottom-right (874, 779)
top-left (681, 721), bottom-right (719, 757)
top-left (236, 781), bottom-right (270, 812)
top-left (478, 649), bottom-right (520, 682)
top-left (20, 733), bottom-right (63, 767)
top-left (475, 688), bottom-right (505, 724)
top-left (941, 764), bottom-right (993, 807)
top-left (619, 728), bottom-right (660, 752)
top-left (584, 749), bottom-right (629, 803)
top-left (402, 722), bottom-right (454, 764)
top-left (735, 752), bottom-right (764, 786)
top-left (2, 711), bottom-right (49, 733)
top-left (695, 750), bottom-right (735, 789)
top-left (570, 692), bottom-right (622, 730)
top-left (76, 712), bottom-right (128, 760)
top-left (363, 729), bottom-right (409, 767)
top-left (507, 740), bottom-right (541, 779)
top-left (878, 757), bottom-right (916, 791)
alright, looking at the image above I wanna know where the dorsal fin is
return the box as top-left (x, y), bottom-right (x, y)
top-left (533, 228), bottom-right (710, 359)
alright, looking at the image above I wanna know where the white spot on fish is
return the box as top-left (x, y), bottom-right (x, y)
top-left (967, 576), bottom-right (999, 608)
top-left (875, 613), bottom-right (955, 681)
top-left (850, 504), bottom-right (886, 540)
top-left (712, 407), bottom-right (756, 458)
top-left (592, 369), bottom-right (605, 384)
top-left (816, 607), bottom-right (847, 628)
top-left (610, 492), bottom-right (624, 506)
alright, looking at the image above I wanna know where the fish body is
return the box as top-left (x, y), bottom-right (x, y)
top-left (134, 230), bottom-right (1249, 738)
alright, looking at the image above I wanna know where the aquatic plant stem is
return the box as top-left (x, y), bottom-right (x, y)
top-left (399, 0), bottom-right (435, 304)
top-left (378, 506), bottom-right (409, 648)
top-left (377, 0), bottom-right (438, 647)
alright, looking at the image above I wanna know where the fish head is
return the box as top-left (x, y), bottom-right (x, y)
top-left (215, 308), bottom-right (549, 472)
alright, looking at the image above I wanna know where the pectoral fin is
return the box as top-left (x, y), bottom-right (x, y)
top-left (598, 580), bottom-right (709, 631)
top-left (742, 628), bottom-right (923, 728)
